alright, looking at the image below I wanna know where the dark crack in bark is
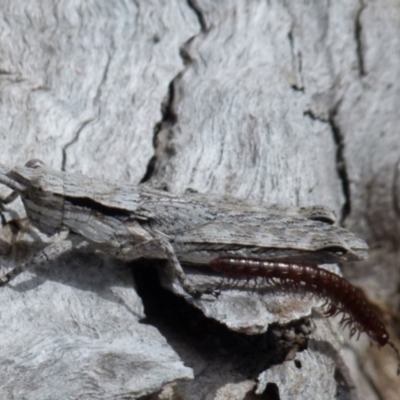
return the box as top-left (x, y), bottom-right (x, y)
top-left (288, 28), bottom-right (304, 92)
top-left (187, 0), bottom-right (207, 32)
top-left (140, 78), bottom-right (178, 183)
top-left (391, 158), bottom-right (400, 221)
top-left (141, 3), bottom-right (206, 183)
top-left (61, 118), bottom-right (95, 171)
top-left (303, 107), bottom-right (351, 224)
top-left (62, 52), bottom-right (112, 170)
top-left (328, 109), bottom-right (351, 224)
top-left (355, 1), bottom-right (366, 76)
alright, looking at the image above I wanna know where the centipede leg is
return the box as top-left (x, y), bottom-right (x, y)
top-left (349, 326), bottom-right (358, 339)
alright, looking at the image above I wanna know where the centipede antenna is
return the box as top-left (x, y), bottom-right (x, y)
top-left (388, 341), bottom-right (400, 375)
top-left (349, 326), bottom-right (357, 339)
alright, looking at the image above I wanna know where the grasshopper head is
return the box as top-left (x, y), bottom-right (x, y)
top-left (9, 160), bottom-right (65, 235)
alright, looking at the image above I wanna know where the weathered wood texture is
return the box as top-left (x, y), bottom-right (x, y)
top-left (0, 0), bottom-right (399, 399)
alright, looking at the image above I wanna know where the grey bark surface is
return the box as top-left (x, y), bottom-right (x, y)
top-left (0, 1), bottom-right (399, 399)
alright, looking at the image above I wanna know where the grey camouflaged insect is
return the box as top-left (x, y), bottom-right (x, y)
top-left (0, 160), bottom-right (368, 295)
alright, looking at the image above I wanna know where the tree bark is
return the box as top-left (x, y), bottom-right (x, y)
top-left (0, 1), bottom-right (399, 399)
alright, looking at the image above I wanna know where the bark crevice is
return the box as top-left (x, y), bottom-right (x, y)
top-left (355, 0), bottom-right (366, 76)
top-left (61, 52), bottom-right (112, 170)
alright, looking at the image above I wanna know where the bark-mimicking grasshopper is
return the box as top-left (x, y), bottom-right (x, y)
top-left (0, 159), bottom-right (368, 297)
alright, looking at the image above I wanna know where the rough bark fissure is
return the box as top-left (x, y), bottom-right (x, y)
top-left (61, 118), bottom-right (95, 171)
top-left (186, 0), bottom-right (207, 32)
top-left (355, 0), bottom-right (366, 76)
top-left (287, 29), bottom-right (304, 92)
top-left (141, 4), bottom-right (205, 183)
top-left (303, 109), bottom-right (324, 121)
top-left (364, 172), bottom-right (377, 241)
top-left (303, 108), bottom-right (351, 223)
top-left (61, 51), bottom-right (113, 170)
top-left (328, 110), bottom-right (351, 224)
top-left (392, 158), bottom-right (400, 221)
top-left (93, 51), bottom-right (113, 105)
top-left (140, 76), bottom-right (179, 184)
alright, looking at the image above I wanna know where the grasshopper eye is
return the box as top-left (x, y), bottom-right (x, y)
top-left (25, 159), bottom-right (45, 169)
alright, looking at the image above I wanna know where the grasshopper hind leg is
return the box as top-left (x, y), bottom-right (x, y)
top-left (159, 238), bottom-right (204, 298)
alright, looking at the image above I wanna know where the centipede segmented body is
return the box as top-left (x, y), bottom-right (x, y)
top-left (209, 257), bottom-right (400, 374)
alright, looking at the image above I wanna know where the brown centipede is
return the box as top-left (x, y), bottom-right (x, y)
top-left (209, 257), bottom-right (400, 374)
